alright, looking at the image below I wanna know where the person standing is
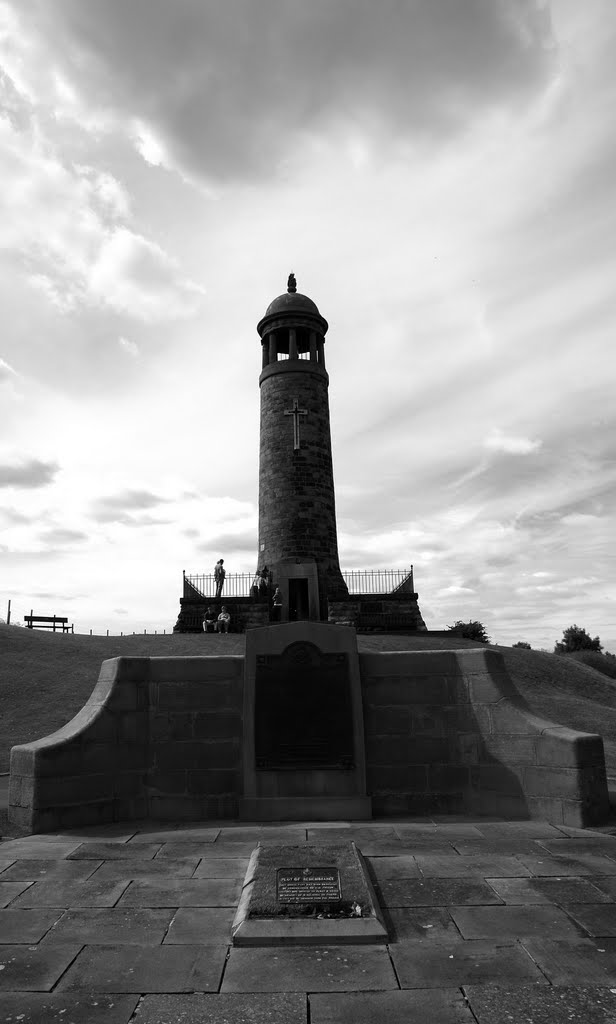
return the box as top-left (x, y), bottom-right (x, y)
top-left (214, 558), bottom-right (226, 599)
top-left (272, 586), bottom-right (282, 622)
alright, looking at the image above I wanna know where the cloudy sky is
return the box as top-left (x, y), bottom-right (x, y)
top-left (1, 0), bottom-right (614, 649)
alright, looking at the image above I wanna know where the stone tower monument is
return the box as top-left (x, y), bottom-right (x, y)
top-left (256, 274), bottom-right (348, 620)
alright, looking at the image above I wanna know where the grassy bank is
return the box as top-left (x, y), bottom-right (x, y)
top-left (1, 625), bottom-right (615, 775)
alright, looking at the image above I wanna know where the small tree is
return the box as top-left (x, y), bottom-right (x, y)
top-left (554, 624), bottom-right (602, 654)
top-left (512, 641), bottom-right (531, 650)
top-left (447, 620), bottom-right (491, 643)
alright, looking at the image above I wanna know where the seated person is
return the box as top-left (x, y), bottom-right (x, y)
top-left (203, 606), bottom-right (217, 632)
top-left (216, 606), bottom-right (231, 633)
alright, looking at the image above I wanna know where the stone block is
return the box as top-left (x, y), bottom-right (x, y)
top-left (366, 735), bottom-right (448, 764)
top-left (147, 770), bottom-right (188, 795)
top-left (193, 711), bottom-right (241, 741)
top-left (428, 764), bottom-right (470, 793)
top-left (149, 656), bottom-right (243, 683)
top-left (117, 711), bottom-right (149, 745)
top-left (32, 774), bottom-right (115, 808)
top-left (360, 651), bottom-right (461, 679)
top-left (524, 766), bottom-right (587, 800)
top-left (367, 764), bottom-right (428, 791)
top-left (489, 701), bottom-right (551, 736)
top-left (113, 771), bottom-right (146, 799)
top-left (472, 763), bottom-right (525, 796)
top-left (364, 706), bottom-right (411, 734)
top-left (479, 735), bottom-right (537, 764)
top-left (451, 733), bottom-right (479, 763)
top-left (148, 796), bottom-right (206, 820)
top-left (187, 769), bottom-right (239, 795)
top-left (536, 728), bottom-right (606, 768)
top-left (151, 741), bottom-right (204, 770)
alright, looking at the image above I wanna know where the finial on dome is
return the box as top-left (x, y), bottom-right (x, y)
top-left (287, 272), bottom-right (297, 293)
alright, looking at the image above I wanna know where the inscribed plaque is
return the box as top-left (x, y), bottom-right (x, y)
top-left (277, 866), bottom-right (342, 904)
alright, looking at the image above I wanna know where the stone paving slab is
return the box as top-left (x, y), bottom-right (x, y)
top-left (0, 908), bottom-right (63, 943)
top-left (42, 907), bottom-right (176, 944)
top-left (129, 827), bottom-right (221, 843)
top-left (154, 841), bottom-right (257, 859)
top-left (486, 876), bottom-right (612, 904)
top-left (0, 840), bottom-right (82, 858)
top-left (0, 858), bottom-right (102, 881)
top-left (463, 984), bottom-right (616, 1024)
top-left (365, 855), bottom-right (421, 879)
top-left (10, 877), bottom-right (130, 908)
top-left (135, 992), bottom-right (307, 1023)
top-left (390, 939), bottom-right (545, 988)
top-left (452, 840), bottom-right (553, 856)
top-left (384, 907), bottom-right (465, 944)
top-left (0, 943), bottom-right (82, 992)
top-left (586, 876), bottom-right (616, 899)
top-left (0, 880), bottom-right (33, 906)
top-left (117, 877), bottom-right (241, 906)
top-left (309, 988), bottom-right (475, 1023)
top-left (541, 838), bottom-right (616, 856)
top-left (473, 822), bottom-right (565, 839)
top-left (57, 943), bottom-right (227, 992)
top-left (396, 824), bottom-right (486, 840)
top-left (565, 903), bottom-right (616, 936)
top-left (450, 904), bottom-right (588, 939)
top-left (92, 856), bottom-right (201, 879)
top-left (193, 856), bottom-right (249, 878)
top-left (163, 907), bottom-right (235, 943)
top-left (376, 878), bottom-right (503, 907)
top-left (0, 993), bottom-right (140, 1023)
top-left (222, 945), bottom-right (398, 992)
top-left (68, 841), bottom-right (163, 860)
top-left (521, 936), bottom-right (616, 985)
top-left (516, 852), bottom-right (616, 875)
top-left (414, 855), bottom-right (532, 877)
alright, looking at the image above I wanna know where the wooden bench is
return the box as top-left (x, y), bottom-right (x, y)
top-left (24, 614), bottom-right (72, 633)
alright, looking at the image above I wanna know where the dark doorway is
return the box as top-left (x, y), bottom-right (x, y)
top-left (288, 578), bottom-right (309, 620)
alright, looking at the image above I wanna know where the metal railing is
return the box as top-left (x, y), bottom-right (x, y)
top-left (184, 572), bottom-right (257, 598)
top-left (184, 566), bottom-right (414, 598)
top-left (342, 567), bottom-right (414, 595)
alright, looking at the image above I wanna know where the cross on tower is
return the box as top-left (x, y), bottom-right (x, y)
top-left (284, 398), bottom-right (308, 451)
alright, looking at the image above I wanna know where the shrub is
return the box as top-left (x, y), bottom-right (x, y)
top-left (554, 624), bottom-right (602, 654)
top-left (447, 620), bottom-right (491, 643)
top-left (512, 641), bottom-right (531, 649)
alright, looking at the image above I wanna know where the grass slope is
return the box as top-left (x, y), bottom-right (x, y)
top-left (1, 626), bottom-right (615, 778)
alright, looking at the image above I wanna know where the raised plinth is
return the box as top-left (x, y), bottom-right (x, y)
top-left (240, 623), bottom-right (371, 822)
top-left (232, 842), bottom-right (387, 946)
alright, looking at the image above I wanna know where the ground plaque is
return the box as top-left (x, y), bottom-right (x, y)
top-left (232, 843), bottom-right (388, 946)
top-left (277, 866), bottom-right (341, 904)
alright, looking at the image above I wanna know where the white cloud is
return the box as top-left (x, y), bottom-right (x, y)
top-left (483, 429), bottom-right (542, 455)
top-left (118, 335), bottom-right (139, 356)
top-left (88, 227), bottom-right (204, 322)
top-left (132, 119), bottom-right (167, 167)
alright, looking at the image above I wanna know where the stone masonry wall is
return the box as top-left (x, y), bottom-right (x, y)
top-left (361, 648), bottom-right (609, 827)
top-left (9, 655), bottom-right (244, 833)
top-left (9, 646), bottom-right (610, 832)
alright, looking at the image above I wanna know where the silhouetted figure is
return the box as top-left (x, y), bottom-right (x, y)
top-left (272, 586), bottom-right (282, 622)
top-left (214, 558), bottom-right (225, 599)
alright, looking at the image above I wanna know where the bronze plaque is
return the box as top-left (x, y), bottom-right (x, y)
top-left (277, 866), bottom-right (341, 904)
top-left (255, 640), bottom-right (354, 769)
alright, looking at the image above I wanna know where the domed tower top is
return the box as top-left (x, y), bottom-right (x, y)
top-left (257, 273), bottom-right (328, 373)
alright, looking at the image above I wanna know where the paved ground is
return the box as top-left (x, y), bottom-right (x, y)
top-left (3, 820), bottom-right (616, 1021)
